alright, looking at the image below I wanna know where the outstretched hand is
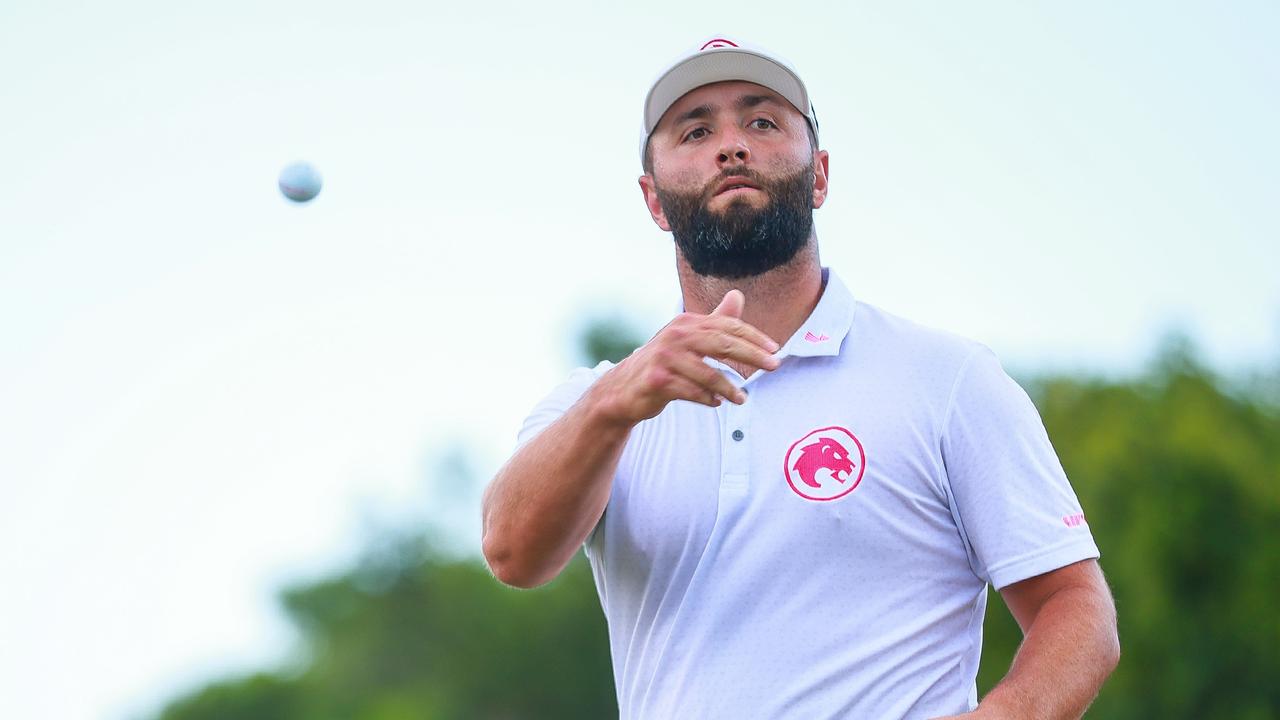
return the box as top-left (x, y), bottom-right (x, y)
top-left (589, 289), bottom-right (780, 426)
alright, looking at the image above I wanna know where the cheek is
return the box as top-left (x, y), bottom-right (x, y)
top-left (655, 168), bottom-right (713, 199)
top-left (654, 148), bottom-right (719, 183)
top-left (655, 160), bottom-right (704, 187)
top-left (768, 146), bottom-right (813, 174)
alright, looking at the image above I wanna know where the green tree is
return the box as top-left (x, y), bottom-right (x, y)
top-left (158, 538), bottom-right (615, 720)
top-left (978, 337), bottom-right (1280, 718)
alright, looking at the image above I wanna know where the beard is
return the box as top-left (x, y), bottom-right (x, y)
top-left (654, 161), bottom-right (815, 280)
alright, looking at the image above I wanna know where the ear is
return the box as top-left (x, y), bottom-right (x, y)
top-left (811, 149), bottom-right (830, 209)
top-left (638, 174), bottom-right (672, 231)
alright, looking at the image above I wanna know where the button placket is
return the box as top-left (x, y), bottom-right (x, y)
top-left (721, 382), bottom-right (751, 493)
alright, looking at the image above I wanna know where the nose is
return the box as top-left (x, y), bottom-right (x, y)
top-left (716, 130), bottom-right (750, 166)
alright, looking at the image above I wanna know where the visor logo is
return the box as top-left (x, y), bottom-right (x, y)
top-left (700, 38), bottom-right (740, 51)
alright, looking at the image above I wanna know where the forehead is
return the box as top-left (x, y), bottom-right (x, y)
top-left (655, 80), bottom-right (799, 131)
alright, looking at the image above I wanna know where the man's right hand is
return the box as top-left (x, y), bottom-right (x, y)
top-left (482, 290), bottom-right (781, 588)
top-left (589, 289), bottom-right (782, 426)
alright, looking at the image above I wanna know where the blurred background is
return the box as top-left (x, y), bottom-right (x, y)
top-left (2, 1), bottom-right (1277, 718)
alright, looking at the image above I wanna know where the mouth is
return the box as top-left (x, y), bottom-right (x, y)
top-left (714, 177), bottom-right (760, 197)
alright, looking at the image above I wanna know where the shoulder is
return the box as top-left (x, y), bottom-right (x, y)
top-left (549, 360), bottom-right (616, 400)
top-left (849, 300), bottom-right (988, 373)
top-left (516, 360), bottom-right (617, 446)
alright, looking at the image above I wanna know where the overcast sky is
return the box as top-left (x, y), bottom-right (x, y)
top-left (2, 1), bottom-right (1277, 718)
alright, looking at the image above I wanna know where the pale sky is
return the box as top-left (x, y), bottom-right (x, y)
top-left (2, 2), bottom-right (1277, 718)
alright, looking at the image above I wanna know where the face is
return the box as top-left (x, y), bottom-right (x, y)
top-left (639, 81), bottom-right (830, 279)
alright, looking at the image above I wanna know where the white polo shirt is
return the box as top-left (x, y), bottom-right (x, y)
top-left (516, 268), bottom-right (1099, 719)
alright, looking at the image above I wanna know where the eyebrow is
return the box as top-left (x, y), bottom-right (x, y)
top-left (671, 103), bottom-right (715, 126)
top-left (735, 94), bottom-right (780, 111)
top-left (670, 94), bottom-right (784, 127)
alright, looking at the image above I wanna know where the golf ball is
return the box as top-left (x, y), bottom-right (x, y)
top-left (278, 161), bottom-right (322, 203)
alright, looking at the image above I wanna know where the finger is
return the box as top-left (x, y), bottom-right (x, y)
top-left (671, 355), bottom-right (747, 404)
top-left (710, 289), bottom-right (745, 319)
top-left (661, 374), bottom-right (722, 408)
top-left (704, 314), bottom-right (780, 354)
top-left (689, 330), bottom-right (782, 372)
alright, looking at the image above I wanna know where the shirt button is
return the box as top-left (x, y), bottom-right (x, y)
top-left (732, 429), bottom-right (745, 441)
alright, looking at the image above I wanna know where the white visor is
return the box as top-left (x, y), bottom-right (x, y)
top-left (640, 38), bottom-right (818, 166)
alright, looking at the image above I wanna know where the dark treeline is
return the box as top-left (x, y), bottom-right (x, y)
top-left (154, 330), bottom-right (1280, 720)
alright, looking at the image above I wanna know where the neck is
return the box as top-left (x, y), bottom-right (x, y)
top-left (676, 235), bottom-right (824, 374)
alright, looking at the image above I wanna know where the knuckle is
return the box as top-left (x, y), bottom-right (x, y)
top-left (698, 364), bottom-right (722, 385)
top-left (644, 367), bottom-right (671, 391)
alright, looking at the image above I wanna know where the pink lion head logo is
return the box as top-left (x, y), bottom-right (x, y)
top-left (793, 437), bottom-right (856, 489)
top-left (783, 426), bottom-right (866, 502)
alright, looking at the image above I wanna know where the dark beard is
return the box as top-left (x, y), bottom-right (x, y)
top-left (655, 163), bottom-right (814, 280)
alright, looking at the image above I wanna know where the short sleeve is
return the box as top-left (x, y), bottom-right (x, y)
top-left (940, 346), bottom-right (1100, 590)
top-left (514, 361), bottom-right (616, 554)
top-left (515, 361), bottom-right (614, 448)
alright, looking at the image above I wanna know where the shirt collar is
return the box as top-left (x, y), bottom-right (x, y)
top-left (777, 267), bottom-right (856, 359)
top-left (673, 267), bottom-right (857, 360)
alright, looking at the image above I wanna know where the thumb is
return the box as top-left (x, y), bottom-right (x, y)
top-left (711, 289), bottom-right (745, 319)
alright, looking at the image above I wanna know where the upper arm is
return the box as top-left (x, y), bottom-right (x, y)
top-left (998, 558), bottom-right (1114, 634)
top-left (940, 346), bottom-right (1100, 589)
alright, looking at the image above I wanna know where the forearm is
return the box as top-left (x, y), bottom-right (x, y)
top-left (977, 585), bottom-right (1120, 719)
top-left (483, 294), bottom-right (780, 588)
top-left (482, 386), bottom-right (632, 588)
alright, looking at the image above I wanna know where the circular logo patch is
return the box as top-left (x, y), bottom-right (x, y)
top-left (783, 426), bottom-right (866, 502)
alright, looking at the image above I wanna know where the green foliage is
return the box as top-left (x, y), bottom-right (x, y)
top-left (579, 316), bottom-right (645, 366)
top-left (159, 540), bottom-right (614, 720)
top-left (978, 341), bottom-right (1280, 718)
top-left (156, 332), bottom-right (1280, 719)
top-left (157, 673), bottom-right (303, 720)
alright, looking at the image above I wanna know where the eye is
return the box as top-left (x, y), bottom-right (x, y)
top-left (683, 127), bottom-right (710, 143)
top-left (749, 118), bottom-right (777, 130)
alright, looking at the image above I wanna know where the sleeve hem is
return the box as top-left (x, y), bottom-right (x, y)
top-left (987, 536), bottom-right (1101, 590)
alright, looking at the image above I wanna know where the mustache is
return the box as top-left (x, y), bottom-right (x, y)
top-left (699, 166), bottom-right (766, 199)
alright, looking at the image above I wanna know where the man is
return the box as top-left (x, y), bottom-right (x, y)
top-left (482, 38), bottom-right (1119, 719)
